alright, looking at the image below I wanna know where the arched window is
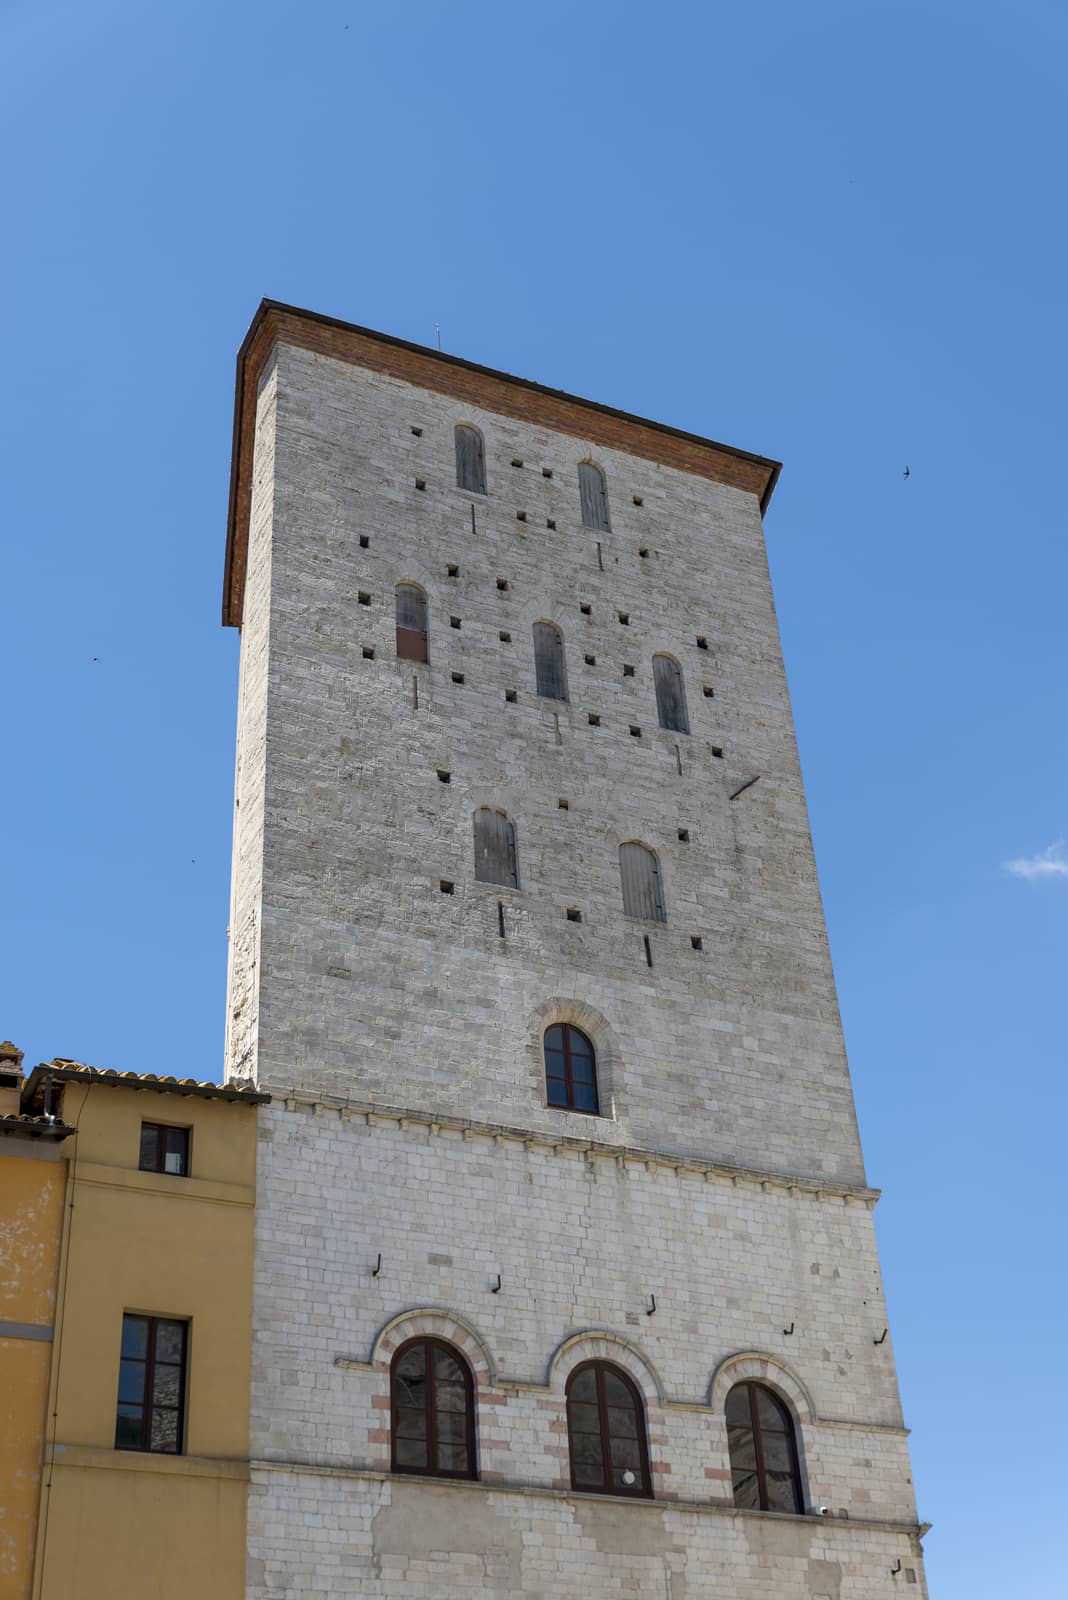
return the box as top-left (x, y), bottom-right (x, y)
top-left (653, 654), bottom-right (689, 734)
top-left (619, 842), bottom-right (666, 923)
top-left (725, 1382), bottom-right (803, 1513)
top-left (533, 620), bottom-right (568, 701)
top-left (455, 425), bottom-right (486, 495)
top-left (543, 1023), bottom-right (598, 1114)
top-left (578, 461), bottom-right (610, 532)
top-left (395, 583), bottom-right (428, 662)
top-left (566, 1361), bottom-right (651, 1497)
top-left (391, 1337), bottom-right (476, 1480)
top-left (474, 808), bottom-right (518, 889)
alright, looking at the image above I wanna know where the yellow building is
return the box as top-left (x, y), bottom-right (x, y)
top-left (0, 1049), bottom-right (266, 1600)
top-left (0, 1043), bottom-right (71, 1599)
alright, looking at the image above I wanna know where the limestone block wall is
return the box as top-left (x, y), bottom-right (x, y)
top-left (245, 1102), bottom-right (925, 1596)
top-left (228, 343), bottom-right (865, 1185)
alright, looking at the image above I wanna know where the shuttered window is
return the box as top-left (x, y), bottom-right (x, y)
top-left (619, 842), bottom-right (666, 922)
top-left (653, 654), bottom-right (689, 733)
top-left (474, 808), bottom-right (518, 889)
top-left (455, 425), bottom-right (486, 494)
top-left (533, 621), bottom-right (568, 701)
top-left (578, 462), bottom-right (610, 531)
top-left (395, 583), bottom-right (428, 662)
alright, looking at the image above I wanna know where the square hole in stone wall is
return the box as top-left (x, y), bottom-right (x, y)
top-left (361, 646), bottom-right (375, 659)
top-left (439, 879), bottom-right (454, 894)
top-left (546, 518), bottom-right (556, 530)
top-left (505, 688), bottom-right (517, 703)
top-left (358, 591), bottom-right (371, 606)
top-left (584, 653), bottom-right (596, 666)
top-left (703, 685), bottom-right (714, 698)
top-left (497, 578), bottom-right (509, 591)
top-left (711, 746), bottom-right (723, 758)
top-left (542, 467), bottom-right (553, 478)
top-left (639, 547), bottom-right (649, 559)
top-left (415, 479), bottom-right (426, 492)
top-left (566, 907), bottom-right (582, 923)
top-left (696, 635), bottom-right (709, 650)
top-left (516, 511), bottom-right (527, 522)
top-left (511, 457), bottom-right (524, 468)
top-left (618, 612), bottom-right (630, 625)
top-left (588, 713), bottom-right (601, 727)
top-left (411, 426), bottom-right (423, 436)
top-left (623, 664), bottom-right (635, 677)
top-left (437, 770), bottom-right (451, 784)
top-left (558, 798), bottom-right (569, 810)
top-left (451, 672), bottom-right (465, 684)
top-left (691, 935), bottom-right (703, 951)
top-left (447, 564), bottom-right (459, 577)
top-left (678, 828), bottom-right (690, 842)
top-left (450, 616), bottom-right (461, 629)
top-left (580, 603), bottom-right (592, 616)
top-left (633, 495), bottom-right (643, 506)
top-left (499, 630), bottom-right (512, 643)
top-left (359, 535), bottom-right (369, 548)
top-left (629, 725), bottom-right (642, 738)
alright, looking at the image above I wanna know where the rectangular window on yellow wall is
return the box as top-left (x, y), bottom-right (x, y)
top-left (115, 1315), bottom-right (188, 1454)
top-left (139, 1122), bottom-right (190, 1176)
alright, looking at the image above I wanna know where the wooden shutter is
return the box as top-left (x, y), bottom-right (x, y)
top-left (578, 462), bottom-right (610, 531)
top-left (653, 655), bottom-right (688, 733)
top-left (455, 426), bottom-right (486, 494)
top-left (619, 843), bottom-right (666, 922)
top-left (474, 809), bottom-right (518, 888)
top-left (395, 584), bottom-right (428, 662)
top-left (533, 622), bottom-right (568, 701)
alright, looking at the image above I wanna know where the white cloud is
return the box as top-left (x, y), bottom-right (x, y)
top-left (1003, 840), bottom-right (1068, 882)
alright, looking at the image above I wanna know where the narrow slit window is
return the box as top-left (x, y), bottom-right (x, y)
top-left (454, 425), bottom-right (486, 494)
top-left (578, 462), bottom-right (611, 532)
top-left (653, 654), bottom-right (689, 734)
top-left (619, 842), bottom-right (666, 923)
top-left (396, 583), bottom-right (428, 663)
top-left (533, 621), bottom-right (568, 702)
top-left (473, 808), bottom-right (519, 890)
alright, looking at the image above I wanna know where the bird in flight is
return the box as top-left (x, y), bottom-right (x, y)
top-left (903, 465), bottom-right (910, 479)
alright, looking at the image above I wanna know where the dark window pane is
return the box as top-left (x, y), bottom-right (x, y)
top-left (154, 1322), bottom-right (185, 1363)
top-left (139, 1125), bottom-right (160, 1171)
top-left (543, 1049), bottom-right (566, 1075)
top-left (569, 1368), bottom-right (597, 1404)
top-left (726, 1423), bottom-right (756, 1471)
top-left (121, 1316), bottom-right (149, 1360)
top-left (760, 1433), bottom-right (793, 1473)
top-left (437, 1440), bottom-right (470, 1473)
top-left (394, 1436), bottom-right (428, 1469)
top-left (568, 1401), bottom-right (601, 1436)
top-left (602, 1371), bottom-right (632, 1408)
top-left (115, 1405), bottom-right (143, 1449)
top-left (544, 1025), bottom-right (564, 1051)
top-left (765, 1472), bottom-right (799, 1513)
top-left (611, 1435), bottom-right (643, 1472)
top-left (394, 1410), bottom-right (428, 1439)
top-left (725, 1385), bottom-right (751, 1425)
top-left (546, 1078), bottom-right (569, 1107)
top-left (434, 1347), bottom-right (464, 1386)
top-left (435, 1381), bottom-right (467, 1415)
top-left (571, 1434), bottom-right (604, 1485)
top-left (436, 1410), bottom-right (469, 1445)
top-left (150, 1408), bottom-right (179, 1453)
top-left (571, 1055), bottom-right (595, 1082)
top-left (163, 1128), bottom-right (189, 1175)
top-left (732, 1468), bottom-right (761, 1508)
top-left (572, 1082), bottom-right (598, 1112)
top-left (755, 1386), bottom-right (788, 1432)
top-left (153, 1364), bottom-right (182, 1408)
top-left (118, 1359), bottom-right (146, 1405)
top-left (606, 1403), bottom-right (639, 1440)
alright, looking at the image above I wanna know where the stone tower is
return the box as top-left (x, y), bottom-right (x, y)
top-left (223, 301), bottom-right (928, 1597)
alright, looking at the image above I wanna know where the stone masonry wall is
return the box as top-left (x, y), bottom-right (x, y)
top-left (228, 332), bottom-right (928, 1597)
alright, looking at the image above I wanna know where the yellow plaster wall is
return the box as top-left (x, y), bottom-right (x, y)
top-left (0, 1149), bottom-right (66, 1599)
top-left (32, 1085), bottom-right (259, 1600)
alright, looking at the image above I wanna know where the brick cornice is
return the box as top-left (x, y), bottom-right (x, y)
top-left (222, 300), bottom-right (782, 627)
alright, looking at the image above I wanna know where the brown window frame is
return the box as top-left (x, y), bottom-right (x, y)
top-left (390, 1336), bottom-right (477, 1482)
top-left (543, 1023), bottom-right (599, 1116)
top-left (395, 582), bottom-right (429, 663)
top-left (138, 1122), bottom-right (190, 1177)
top-left (566, 1360), bottom-right (652, 1498)
top-left (725, 1380), bottom-right (804, 1514)
top-left (115, 1313), bottom-right (188, 1455)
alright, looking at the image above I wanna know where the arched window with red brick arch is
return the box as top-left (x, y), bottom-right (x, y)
top-left (391, 1337), bottom-right (476, 1480)
top-left (566, 1360), bottom-right (651, 1496)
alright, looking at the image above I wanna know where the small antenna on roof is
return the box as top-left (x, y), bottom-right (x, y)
top-left (435, 323), bottom-right (442, 351)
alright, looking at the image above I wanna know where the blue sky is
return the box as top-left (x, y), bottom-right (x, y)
top-left (3, 1), bottom-right (1066, 1592)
